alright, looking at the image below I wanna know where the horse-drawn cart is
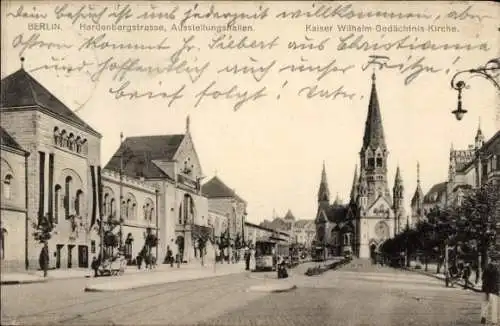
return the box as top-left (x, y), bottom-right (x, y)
top-left (98, 256), bottom-right (127, 276)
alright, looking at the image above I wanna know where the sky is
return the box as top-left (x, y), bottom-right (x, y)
top-left (1, 1), bottom-right (498, 224)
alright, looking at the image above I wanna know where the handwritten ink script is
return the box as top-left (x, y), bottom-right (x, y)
top-left (3, 2), bottom-right (498, 111)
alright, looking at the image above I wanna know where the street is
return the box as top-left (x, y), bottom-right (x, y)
top-left (1, 261), bottom-right (482, 326)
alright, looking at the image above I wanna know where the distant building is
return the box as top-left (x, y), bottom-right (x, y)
top-left (202, 176), bottom-right (247, 251)
top-left (420, 128), bottom-right (500, 214)
top-left (245, 221), bottom-right (290, 245)
top-left (259, 209), bottom-right (315, 247)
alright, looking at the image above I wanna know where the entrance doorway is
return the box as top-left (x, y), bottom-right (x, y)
top-left (67, 245), bottom-right (75, 268)
top-left (56, 244), bottom-right (64, 269)
top-left (78, 245), bottom-right (88, 268)
top-left (370, 244), bottom-right (377, 263)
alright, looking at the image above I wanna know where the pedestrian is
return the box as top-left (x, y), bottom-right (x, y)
top-left (244, 248), bottom-right (251, 271)
top-left (462, 262), bottom-right (471, 289)
top-left (166, 246), bottom-right (173, 267)
top-left (480, 259), bottom-right (499, 324)
top-left (91, 256), bottom-right (99, 277)
top-left (39, 242), bottom-right (49, 277)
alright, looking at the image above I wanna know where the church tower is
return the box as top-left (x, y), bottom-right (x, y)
top-left (411, 162), bottom-right (425, 225)
top-left (359, 73), bottom-right (391, 207)
top-left (475, 118), bottom-right (485, 150)
top-left (317, 161), bottom-right (330, 218)
top-left (392, 166), bottom-right (405, 234)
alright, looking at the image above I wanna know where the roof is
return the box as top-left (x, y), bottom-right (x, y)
top-left (284, 209), bottom-right (295, 220)
top-left (0, 126), bottom-right (25, 152)
top-left (260, 218), bottom-right (292, 231)
top-left (326, 205), bottom-right (348, 223)
top-left (411, 183), bottom-right (424, 207)
top-left (318, 162), bottom-right (330, 201)
top-left (362, 73), bottom-right (386, 150)
top-left (480, 130), bottom-right (500, 156)
top-left (201, 176), bottom-right (245, 203)
top-left (1, 68), bottom-right (100, 136)
top-left (423, 182), bottom-right (447, 204)
top-left (104, 135), bottom-right (185, 179)
top-left (294, 219), bottom-right (314, 228)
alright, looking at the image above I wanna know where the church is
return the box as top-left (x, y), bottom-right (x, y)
top-left (315, 73), bottom-right (406, 260)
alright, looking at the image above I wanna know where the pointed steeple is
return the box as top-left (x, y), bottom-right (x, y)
top-left (475, 117), bottom-right (485, 149)
top-left (393, 166), bottom-right (404, 210)
top-left (186, 115), bottom-right (191, 133)
top-left (362, 72), bottom-right (386, 151)
top-left (411, 162), bottom-right (424, 210)
top-left (318, 161), bottom-right (330, 202)
top-left (349, 165), bottom-right (359, 203)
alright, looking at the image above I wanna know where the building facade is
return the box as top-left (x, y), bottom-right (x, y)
top-left (100, 169), bottom-right (159, 264)
top-left (202, 176), bottom-right (248, 259)
top-left (104, 117), bottom-right (210, 265)
top-left (0, 66), bottom-right (217, 270)
top-left (1, 127), bottom-right (29, 270)
top-left (0, 67), bottom-right (102, 271)
top-left (422, 128), bottom-right (500, 212)
top-left (315, 74), bottom-right (406, 259)
top-left (260, 210), bottom-right (314, 247)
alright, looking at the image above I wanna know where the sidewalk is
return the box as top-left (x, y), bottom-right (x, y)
top-left (404, 262), bottom-right (482, 293)
top-left (85, 262), bottom-right (246, 292)
top-left (1, 262), bottom-right (242, 285)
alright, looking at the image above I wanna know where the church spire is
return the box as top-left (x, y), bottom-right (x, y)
top-left (318, 161), bottom-right (330, 203)
top-left (475, 117), bottom-right (485, 149)
top-left (362, 72), bottom-right (386, 151)
top-left (349, 165), bottom-right (359, 204)
top-left (411, 162), bottom-right (424, 213)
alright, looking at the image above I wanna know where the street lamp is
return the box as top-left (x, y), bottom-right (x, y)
top-left (450, 57), bottom-right (500, 121)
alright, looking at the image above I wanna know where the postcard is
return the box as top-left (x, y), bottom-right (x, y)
top-left (1, 1), bottom-right (499, 325)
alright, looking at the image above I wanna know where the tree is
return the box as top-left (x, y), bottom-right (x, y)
top-left (455, 182), bottom-right (500, 268)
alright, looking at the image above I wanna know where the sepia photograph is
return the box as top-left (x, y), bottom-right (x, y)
top-left (0, 1), bottom-right (499, 325)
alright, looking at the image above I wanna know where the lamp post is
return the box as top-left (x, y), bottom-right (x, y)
top-left (450, 57), bottom-right (500, 121)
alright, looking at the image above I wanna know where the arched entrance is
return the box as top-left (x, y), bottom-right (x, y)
top-left (175, 235), bottom-right (185, 262)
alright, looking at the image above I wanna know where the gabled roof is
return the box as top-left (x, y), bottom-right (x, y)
top-left (1, 68), bottom-right (100, 136)
top-left (294, 219), bottom-right (314, 228)
top-left (201, 176), bottom-right (246, 203)
top-left (0, 126), bottom-right (25, 152)
top-left (104, 135), bottom-right (185, 179)
top-left (423, 182), bottom-right (447, 204)
top-left (284, 209), bottom-right (295, 220)
top-left (362, 73), bottom-right (386, 150)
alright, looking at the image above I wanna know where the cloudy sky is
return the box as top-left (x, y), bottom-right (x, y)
top-left (2, 1), bottom-right (498, 223)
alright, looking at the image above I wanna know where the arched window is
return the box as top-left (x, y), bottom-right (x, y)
top-left (103, 193), bottom-right (109, 216)
top-left (376, 154), bottom-right (383, 168)
top-left (183, 194), bottom-right (194, 224)
top-left (121, 199), bottom-right (126, 219)
top-left (65, 176), bottom-right (72, 219)
top-left (54, 185), bottom-right (61, 224)
top-left (75, 190), bottom-right (83, 215)
top-left (53, 127), bottom-right (60, 145)
top-left (75, 136), bottom-right (81, 153)
top-left (178, 203), bottom-right (183, 224)
top-left (68, 133), bottom-right (74, 151)
top-left (3, 174), bottom-right (13, 200)
top-left (110, 198), bottom-right (115, 218)
top-left (367, 157), bottom-right (375, 169)
top-left (150, 208), bottom-right (154, 222)
top-left (126, 199), bottom-right (131, 219)
top-left (60, 130), bottom-right (67, 147)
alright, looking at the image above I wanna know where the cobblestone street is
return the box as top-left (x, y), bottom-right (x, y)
top-left (2, 261), bottom-right (483, 326)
